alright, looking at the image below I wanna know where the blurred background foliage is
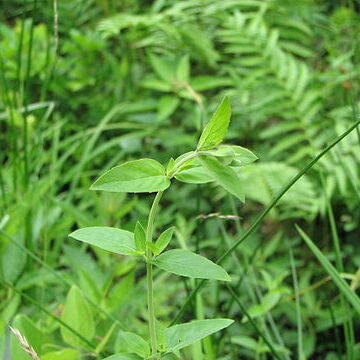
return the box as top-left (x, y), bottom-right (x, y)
top-left (0, 0), bottom-right (360, 359)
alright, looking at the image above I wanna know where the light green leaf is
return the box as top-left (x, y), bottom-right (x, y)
top-left (134, 222), bottom-right (146, 252)
top-left (90, 159), bottom-right (171, 193)
top-left (176, 54), bottom-right (190, 83)
top-left (60, 286), bottom-right (95, 349)
top-left (154, 227), bottom-right (174, 255)
top-left (296, 225), bottom-right (360, 315)
top-left (209, 145), bottom-right (258, 166)
top-left (69, 227), bottom-right (136, 255)
top-left (165, 319), bottom-right (234, 351)
top-left (175, 166), bottom-right (214, 184)
top-left (199, 156), bottom-right (245, 202)
top-left (197, 96), bottom-right (231, 151)
top-left (153, 249), bottom-right (230, 281)
top-left (11, 314), bottom-right (49, 359)
top-left (158, 96), bottom-right (180, 122)
top-left (101, 354), bottom-right (141, 360)
top-left (42, 349), bottom-right (80, 360)
top-left (115, 331), bottom-right (150, 358)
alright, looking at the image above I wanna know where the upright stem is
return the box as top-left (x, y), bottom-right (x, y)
top-left (146, 191), bottom-right (163, 358)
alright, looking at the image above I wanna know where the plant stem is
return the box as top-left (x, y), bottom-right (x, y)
top-left (146, 191), bottom-right (163, 358)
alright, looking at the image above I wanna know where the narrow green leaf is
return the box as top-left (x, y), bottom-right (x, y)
top-left (296, 225), bottom-right (360, 315)
top-left (199, 156), bottom-right (245, 202)
top-left (134, 222), bottom-right (146, 252)
top-left (90, 159), bottom-right (170, 193)
top-left (165, 319), bottom-right (234, 351)
top-left (69, 227), bottom-right (136, 255)
top-left (153, 249), bottom-right (230, 281)
top-left (197, 97), bottom-right (231, 151)
top-left (176, 54), bottom-right (190, 83)
top-left (115, 331), bottom-right (150, 358)
top-left (60, 286), bottom-right (95, 349)
top-left (154, 227), bottom-right (174, 255)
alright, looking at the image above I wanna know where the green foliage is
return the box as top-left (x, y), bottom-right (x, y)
top-left (1, 1), bottom-right (360, 359)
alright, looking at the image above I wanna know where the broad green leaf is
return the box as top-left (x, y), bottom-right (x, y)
top-left (166, 157), bottom-right (175, 175)
top-left (175, 166), bottom-right (214, 184)
top-left (154, 227), bottom-right (174, 255)
top-left (149, 54), bottom-right (175, 83)
top-left (134, 222), bottom-right (146, 252)
top-left (102, 355), bottom-right (141, 360)
top-left (115, 331), bottom-right (150, 358)
top-left (165, 319), bottom-right (234, 351)
top-left (69, 227), bottom-right (136, 255)
top-left (199, 156), bottom-right (245, 202)
top-left (197, 96), bottom-right (231, 151)
top-left (296, 225), bottom-right (360, 315)
top-left (153, 249), bottom-right (230, 281)
top-left (60, 286), bottom-right (95, 348)
top-left (90, 159), bottom-right (170, 193)
top-left (42, 349), bottom-right (80, 360)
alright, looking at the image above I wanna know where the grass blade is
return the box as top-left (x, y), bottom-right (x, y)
top-left (295, 225), bottom-right (360, 315)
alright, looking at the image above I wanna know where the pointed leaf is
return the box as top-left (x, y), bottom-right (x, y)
top-left (60, 286), bottom-right (95, 348)
top-left (153, 249), bottom-right (230, 281)
top-left (69, 227), bottom-right (136, 255)
top-left (199, 156), bottom-right (245, 202)
top-left (197, 97), bottom-right (231, 151)
top-left (154, 227), bottom-right (174, 255)
top-left (134, 222), bottom-right (146, 252)
top-left (115, 331), bottom-right (150, 358)
top-left (165, 319), bottom-right (234, 351)
top-left (90, 159), bottom-right (170, 193)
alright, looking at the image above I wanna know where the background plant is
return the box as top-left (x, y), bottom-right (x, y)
top-left (0, 1), bottom-right (359, 359)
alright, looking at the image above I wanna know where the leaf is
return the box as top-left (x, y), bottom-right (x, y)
top-left (69, 227), bottom-right (136, 255)
top-left (60, 286), bottom-right (95, 348)
top-left (176, 54), bottom-right (190, 83)
top-left (115, 331), bottom-right (150, 358)
top-left (101, 355), bottom-right (141, 360)
top-left (42, 349), bottom-right (80, 360)
top-left (153, 249), bottom-right (230, 281)
top-left (199, 156), bottom-right (245, 202)
top-left (90, 159), bottom-right (171, 193)
top-left (134, 222), bottom-right (146, 252)
top-left (209, 145), bottom-right (258, 166)
top-left (197, 96), bottom-right (231, 151)
top-left (158, 96), bottom-right (180, 122)
top-left (11, 314), bottom-right (49, 359)
top-left (175, 166), bottom-right (214, 184)
top-left (154, 227), bottom-right (174, 255)
top-left (165, 319), bottom-right (234, 351)
top-left (296, 225), bottom-right (360, 315)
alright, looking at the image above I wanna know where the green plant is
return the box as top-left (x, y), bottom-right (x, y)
top-left (69, 97), bottom-right (257, 359)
